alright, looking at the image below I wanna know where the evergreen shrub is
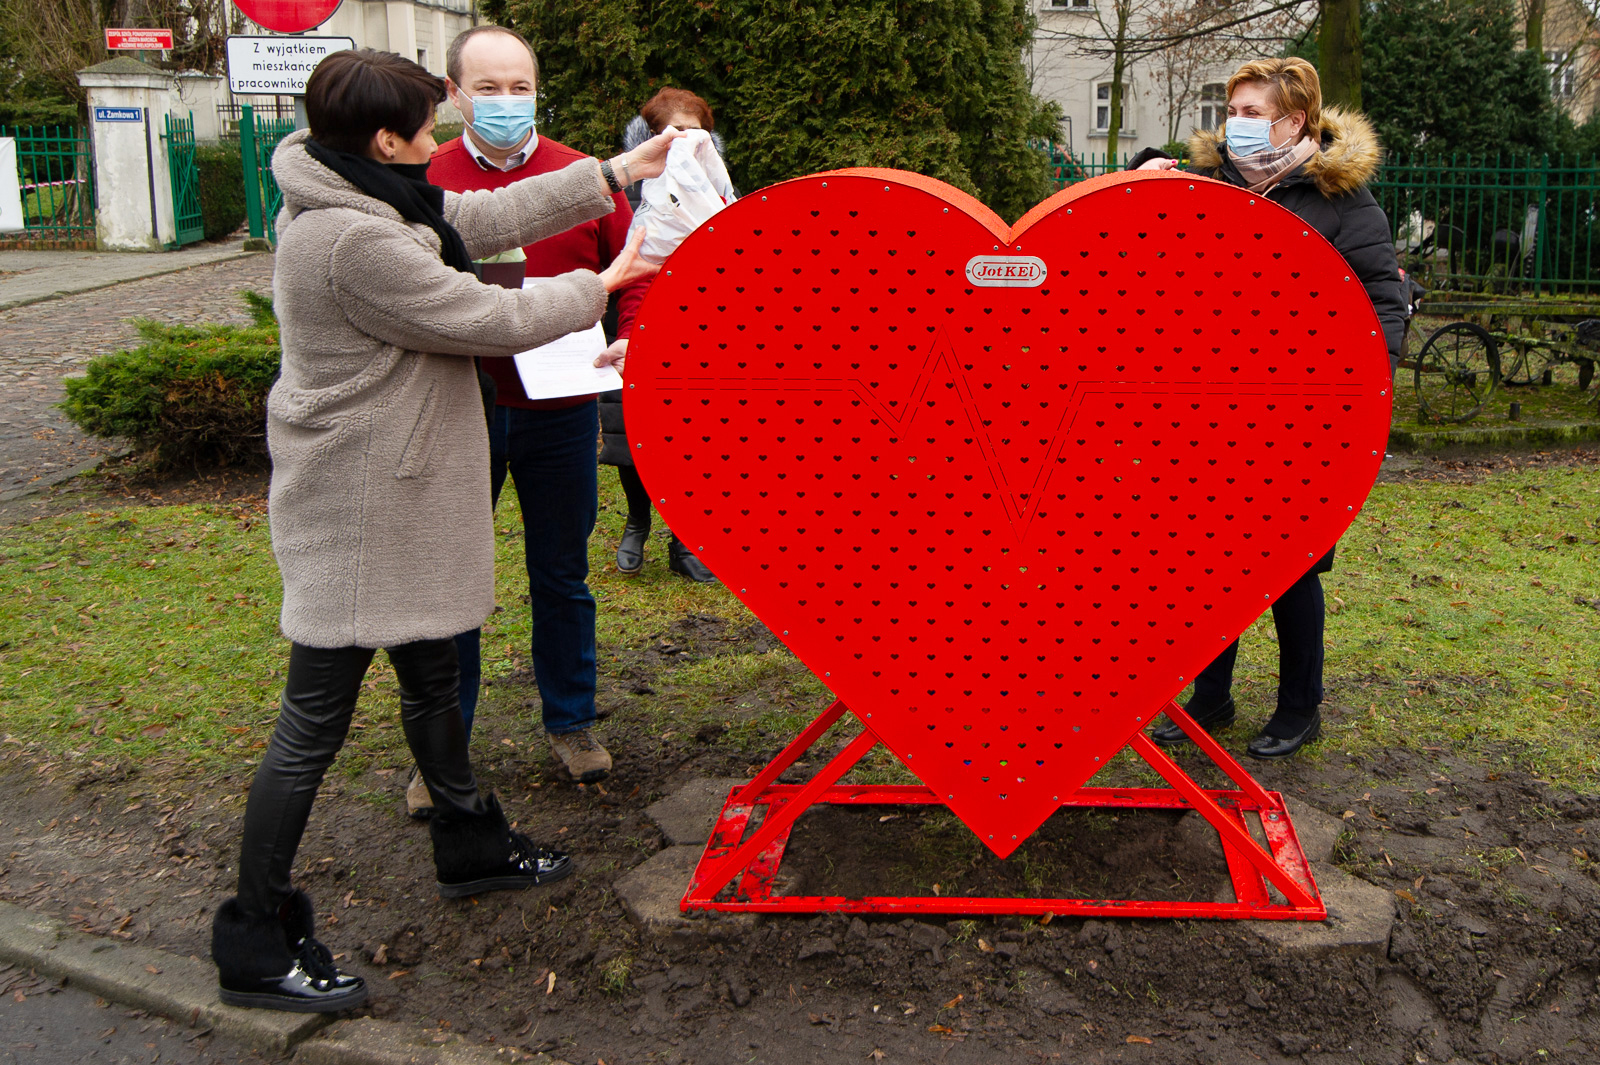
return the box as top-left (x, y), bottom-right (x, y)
top-left (196, 144), bottom-right (248, 241)
top-left (60, 293), bottom-right (280, 470)
top-left (482, 0), bottom-right (1063, 222)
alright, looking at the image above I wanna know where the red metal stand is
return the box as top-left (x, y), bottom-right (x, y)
top-left (682, 699), bottom-right (1325, 919)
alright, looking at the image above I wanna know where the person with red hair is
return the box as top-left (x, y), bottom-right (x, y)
top-left (600, 87), bottom-right (736, 583)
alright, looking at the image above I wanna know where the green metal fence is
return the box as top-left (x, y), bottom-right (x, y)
top-left (161, 112), bottom-right (205, 247)
top-left (1375, 155), bottom-right (1599, 296)
top-left (0, 124), bottom-right (96, 241)
top-left (1036, 142), bottom-right (1600, 294)
top-left (239, 104), bottom-right (297, 245)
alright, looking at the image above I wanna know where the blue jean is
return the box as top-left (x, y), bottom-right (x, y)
top-left (456, 402), bottom-right (599, 738)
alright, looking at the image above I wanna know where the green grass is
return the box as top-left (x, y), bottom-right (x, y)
top-left (1, 460), bottom-right (1597, 786)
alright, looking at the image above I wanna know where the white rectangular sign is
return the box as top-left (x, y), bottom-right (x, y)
top-left (226, 36), bottom-right (354, 95)
top-left (0, 139), bottom-right (25, 234)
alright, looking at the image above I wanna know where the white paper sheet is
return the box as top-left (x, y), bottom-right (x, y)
top-left (510, 278), bottom-right (620, 399)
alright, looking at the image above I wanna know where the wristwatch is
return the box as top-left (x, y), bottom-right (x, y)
top-left (599, 159), bottom-right (624, 194)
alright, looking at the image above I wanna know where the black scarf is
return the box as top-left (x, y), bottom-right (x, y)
top-left (304, 139), bottom-right (477, 277)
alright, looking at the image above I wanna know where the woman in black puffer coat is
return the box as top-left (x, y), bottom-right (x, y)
top-left (598, 88), bottom-right (736, 583)
top-left (1133, 57), bottom-right (1406, 760)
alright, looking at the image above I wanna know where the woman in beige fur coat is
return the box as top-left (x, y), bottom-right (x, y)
top-left (1135, 57), bottom-right (1406, 762)
top-left (211, 48), bottom-right (679, 1013)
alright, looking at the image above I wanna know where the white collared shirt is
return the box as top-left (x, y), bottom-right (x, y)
top-left (461, 128), bottom-right (535, 172)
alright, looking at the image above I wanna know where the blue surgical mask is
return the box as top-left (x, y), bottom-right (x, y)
top-left (466, 94), bottom-right (538, 151)
top-left (1224, 114), bottom-right (1287, 157)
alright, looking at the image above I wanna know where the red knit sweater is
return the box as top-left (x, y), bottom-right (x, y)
top-left (430, 134), bottom-right (646, 410)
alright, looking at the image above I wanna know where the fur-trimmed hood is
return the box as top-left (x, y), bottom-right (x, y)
top-left (1187, 106), bottom-right (1382, 198)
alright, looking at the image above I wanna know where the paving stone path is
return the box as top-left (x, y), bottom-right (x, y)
top-left (0, 254), bottom-right (275, 500)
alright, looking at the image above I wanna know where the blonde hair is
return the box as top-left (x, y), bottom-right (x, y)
top-left (1226, 57), bottom-right (1322, 140)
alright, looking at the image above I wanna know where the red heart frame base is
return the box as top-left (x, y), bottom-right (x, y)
top-left (626, 169), bottom-right (1388, 913)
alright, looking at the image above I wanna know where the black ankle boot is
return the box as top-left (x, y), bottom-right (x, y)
top-left (1150, 697), bottom-right (1236, 747)
top-left (430, 794), bottom-right (574, 899)
top-left (211, 890), bottom-right (367, 1013)
top-left (668, 537), bottom-right (717, 583)
top-left (616, 519), bottom-right (649, 575)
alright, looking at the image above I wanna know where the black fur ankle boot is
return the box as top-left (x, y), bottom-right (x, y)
top-left (430, 794), bottom-right (573, 898)
top-left (211, 890), bottom-right (367, 1012)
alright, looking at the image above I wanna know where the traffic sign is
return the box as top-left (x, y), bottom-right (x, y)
top-left (106, 28), bottom-right (175, 50)
top-left (230, 0), bottom-right (343, 34)
top-left (226, 35), bottom-right (355, 95)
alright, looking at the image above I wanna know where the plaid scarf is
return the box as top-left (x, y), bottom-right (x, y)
top-left (1226, 137), bottom-right (1320, 194)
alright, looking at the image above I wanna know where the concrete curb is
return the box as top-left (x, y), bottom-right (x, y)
top-left (297, 1018), bottom-right (569, 1065)
top-left (0, 900), bottom-right (326, 1052)
top-left (1389, 421), bottom-right (1600, 451)
top-left (0, 250), bottom-right (260, 313)
top-left (0, 449), bottom-right (131, 504)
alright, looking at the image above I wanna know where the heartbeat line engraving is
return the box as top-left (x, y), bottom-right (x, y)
top-left (650, 327), bottom-right (1368, 538)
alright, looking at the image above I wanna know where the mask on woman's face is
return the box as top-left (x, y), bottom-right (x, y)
top-left (1224, 114), bottom-right (1289, 157)
top-left (466, 94), bottom-right (538, 150)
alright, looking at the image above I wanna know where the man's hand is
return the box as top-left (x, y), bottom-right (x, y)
top-left (596, 337), bottom-right (628, 376)
top-left (597, 227), bottom-right (658, 292)
top-left (613, 127), bottom-right (688, 184)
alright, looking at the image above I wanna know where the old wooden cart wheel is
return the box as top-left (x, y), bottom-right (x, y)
top-left (1415, 321), bottom-right (1501, 423)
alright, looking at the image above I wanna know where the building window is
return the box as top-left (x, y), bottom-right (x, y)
top-left (1546, 51), bottom-right (1576, 100)
top-left (1199, 82), bottom-right (1226, 130)
top-left (417, 48), bottom-right (430, 72)
top-left (1048, 0), bottom-right (1092, 7)
top-left (1094, 82), bottom-right (1133, 133)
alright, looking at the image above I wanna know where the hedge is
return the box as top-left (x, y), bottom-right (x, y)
top-left (59, 293), bottom-right (280, 470)
top-left (196, 144), bottom-right (247, 242)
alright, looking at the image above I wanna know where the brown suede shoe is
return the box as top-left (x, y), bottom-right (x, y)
top-left (547, 730), bottom-right (612, 783)
top-left (405, 768), bottom-right (434, 820)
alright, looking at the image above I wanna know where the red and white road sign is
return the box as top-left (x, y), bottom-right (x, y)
top-left (230, 0), bottom-right (343, 34)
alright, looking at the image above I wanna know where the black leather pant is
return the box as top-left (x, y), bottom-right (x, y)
top-left (234, 639), bottom-right (487, 919)
top-left (1192, 569), bottom-right (1326, 718)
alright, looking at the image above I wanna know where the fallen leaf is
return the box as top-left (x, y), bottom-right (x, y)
top-left (1039, 912), bottom-right (1054, 926)
top-left (941, 994), bottom-right (963, 1009)
top-left (143, 965), bottom-right (161, 975)
top-left (1395, 889), bottom-right (1416, 903)
top-left (545, 971), bottom-right (556, 995)
top-left (1127, 1035), bottom-right (1154, 1044)
top-left (371, 944), bottom-right (387, 965)
top-left (927, 1025), bottom-right (953, 1034)
top-left (976, 938), bottom-right (994, 953)
top-left (868, 1050), bottom-right (887, 1062)
top-left (388, 969), bottom-right (411, 979)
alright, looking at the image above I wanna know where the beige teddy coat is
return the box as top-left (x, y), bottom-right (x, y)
top-left (267, 129), bottom-right (612, 648)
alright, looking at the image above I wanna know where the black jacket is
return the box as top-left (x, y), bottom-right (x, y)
top-left (1181, 107), bottom-right (1407, 368)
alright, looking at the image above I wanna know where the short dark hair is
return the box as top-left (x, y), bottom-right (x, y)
top-left (305, 49), bottom-right (446, 156)
top-left (446, 26), bottom-right (539, 86)
top-left (640, 87), bottom-right (715, 133)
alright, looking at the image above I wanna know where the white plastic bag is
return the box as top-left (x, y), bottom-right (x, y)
top-left (626, 128), bottom-right (737, 264)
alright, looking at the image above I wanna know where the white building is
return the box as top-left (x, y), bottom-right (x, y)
top-left (1027, 1), bottom-right (1290, 161)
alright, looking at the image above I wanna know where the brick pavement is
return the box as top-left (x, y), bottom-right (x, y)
top-left (0, 254), bottom-right (276, 500)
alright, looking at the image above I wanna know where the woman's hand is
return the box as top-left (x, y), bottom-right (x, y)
top-left (597, 226), bottom-right (658, 292)
top-left (1136, 157), bottom-right (1180, 171)
top-left (596, 337), bottom-right (628, 375)
top-left (612, 127), bottom-right (688, 185)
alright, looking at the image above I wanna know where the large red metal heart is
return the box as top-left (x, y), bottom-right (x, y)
top-left (627, 170), bottom-right (1392, 856)
top-left (230, 0), bottom-right (342, 34)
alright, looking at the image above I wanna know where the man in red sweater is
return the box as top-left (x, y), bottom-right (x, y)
top-left (418, 25), bottom-right (648, 804)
